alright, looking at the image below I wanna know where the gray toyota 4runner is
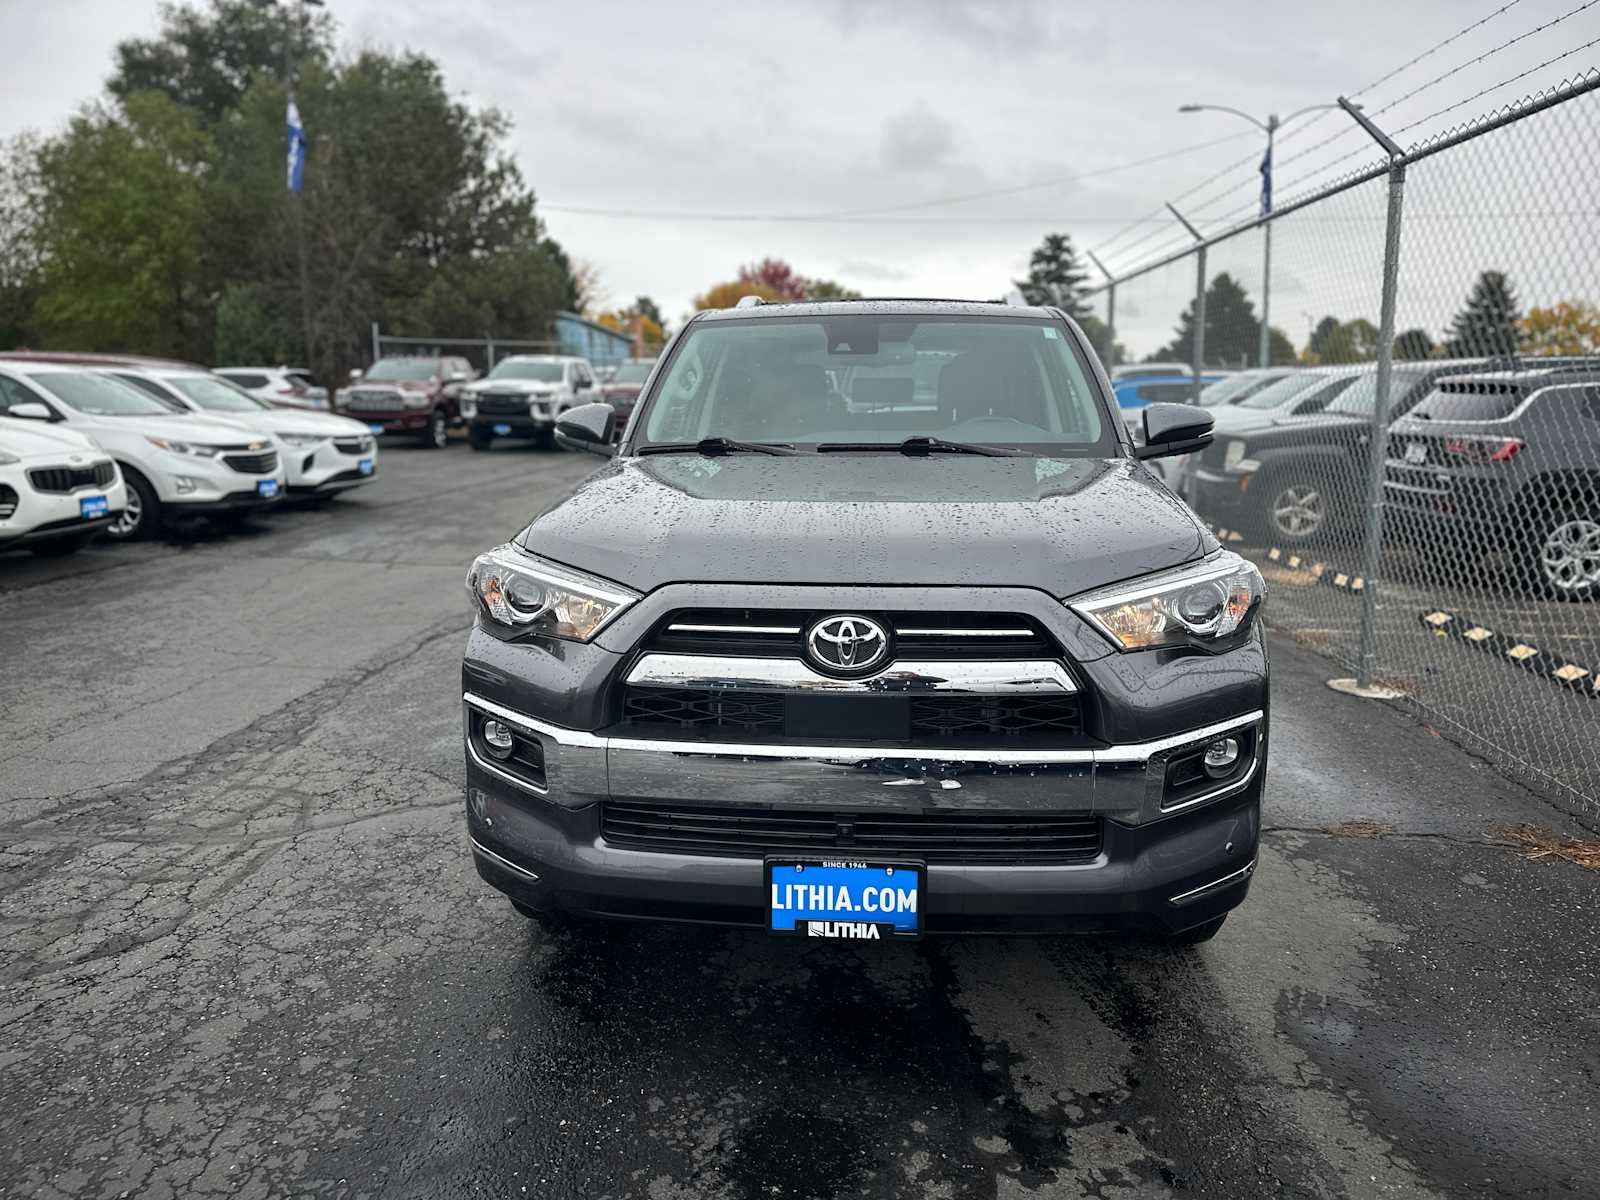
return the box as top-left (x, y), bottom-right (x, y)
top-left (462, 300), bottom-right (1267, 943)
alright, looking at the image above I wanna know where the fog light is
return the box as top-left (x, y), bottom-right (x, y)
top-left (173, 476), bottom-right (199, 495)
top-left (1202, 737), bottom-right (1240, 778)
top-left (481, 718), bottom-right (515, 760)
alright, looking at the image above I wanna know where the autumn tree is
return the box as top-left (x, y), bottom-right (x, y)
top-left (1519, 301), bottom-right (1600, 355)
top-left (738, 257), bottom-right (807, 301)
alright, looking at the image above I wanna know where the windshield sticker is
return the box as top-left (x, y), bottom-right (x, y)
top-left (1042, 327), bottom-right (1059, 339)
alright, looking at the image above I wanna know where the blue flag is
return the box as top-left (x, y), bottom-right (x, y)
top-left (287, 97), bottom-right (306, 193)
top-left (1259, 146), bottom-right (1272, 217)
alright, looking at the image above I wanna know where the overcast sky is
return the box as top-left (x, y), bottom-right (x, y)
top-left (5, 0), bottom-right (1598, 355)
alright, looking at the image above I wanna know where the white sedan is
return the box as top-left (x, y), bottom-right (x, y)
top-left (0, 408), bottom-right (128, 557)
top-left (99, 368), bottom-right (379, 498)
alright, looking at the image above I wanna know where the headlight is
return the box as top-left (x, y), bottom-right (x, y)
top-left (278, 433), bottom-right (326, 447)
top-left (1069, 551), bottom-right (1264, 651)
top-left (1223, 440), bottom-right (1249, 470)
top-left (145, 436), bottom-right (217, 458)
top-left (0, 450), bottom-right (19, 465)
top-left (466, 546), bottom-right (638, 642)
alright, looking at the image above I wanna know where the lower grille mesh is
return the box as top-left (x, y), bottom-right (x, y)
top-left (602, 802), bottom-right (1102, 864)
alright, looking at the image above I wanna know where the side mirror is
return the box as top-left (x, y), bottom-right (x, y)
top-left (1135, 402), bottom-right (1213, 460)
top-left (555, 402), bottom-right (617, 456)
top-left (9, 401), bottom-right (53, 421)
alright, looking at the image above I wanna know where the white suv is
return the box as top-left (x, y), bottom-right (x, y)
top-left (101, 367), bottom-right (379, 498)
top-left (214, 366), bottom-right (330, 410)
top-left (459, 355), bottom-right (600, 450)
top-left (0, 361), bottom-right (286, 541)
top-left (0, 419), bottom-right (127, 557)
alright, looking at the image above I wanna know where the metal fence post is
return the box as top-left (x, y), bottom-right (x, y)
top-left (1339, 97), bottom-right (1407, 692)
top-left (370, 321), bottom-right (380, 364)
top-left (1166, 203), bottom-right (1207, 402)
top-left (1086, 250), bottom-right (1117, 370)
top-left (485, 334), bottom-right (496, 370)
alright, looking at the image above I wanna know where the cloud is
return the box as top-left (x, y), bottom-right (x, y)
top-left (835, 0), bottom-right (1104, 60)
top-left (839, 260), bottom-right (912, 282)
top-left (881, 102), bottom-right (956, 172)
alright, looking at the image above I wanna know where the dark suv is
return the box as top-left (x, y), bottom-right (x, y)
top-left (342, 356), bottom-right (476, 448)
top-left (1385, 363), bottom-right (1600, 598)
top-left (460, 300), bottom-right (1267, 943)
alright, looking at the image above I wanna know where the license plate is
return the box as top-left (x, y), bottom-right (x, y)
top-left (493, 423), bottom-right (512, 435)
top-left (357, 457), bottom-right (374, 475)
top-left (258, 479), bottom-right (280, 498)
top-left (367, 423), bottom-right (386, 435)
top-left (766, 860), bottom-right (923, 939)
top-left (1404, 442), bottom-right (1427, 465)
top-left (79, 495), bottom-right (109, 519)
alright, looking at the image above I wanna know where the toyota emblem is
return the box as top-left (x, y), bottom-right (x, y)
top-left (806, 614), bottom-right (888, 674)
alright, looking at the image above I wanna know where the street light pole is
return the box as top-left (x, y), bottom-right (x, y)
top-left (1177, 102), bottom-right (1349, 370)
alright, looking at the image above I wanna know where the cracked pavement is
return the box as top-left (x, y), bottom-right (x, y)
top-left (2, 444), bottom-right (1597, 1198)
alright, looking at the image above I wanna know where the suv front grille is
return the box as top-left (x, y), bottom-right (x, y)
top-left (347, 388), bottom-right (402, 410)
top-left (332, 436), bottom-right (374, 454)
top-left (223, 450), bottom-right (280, 475)
top-left (27, 462), bottom-right (116, 493)
top-left (476, 394), bottom-right (533, 414)
top-left (619, 687), bottom-right (1084, 746)
top-left (602, 801), bottom-right (1102, 864)
top-left (646, 609), bottom-right (1055, 660)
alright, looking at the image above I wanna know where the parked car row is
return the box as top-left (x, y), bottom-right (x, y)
top-left (0, 353), bottom-right (379, 554)
top-left (1173, 355), bottom-right (1600, 600)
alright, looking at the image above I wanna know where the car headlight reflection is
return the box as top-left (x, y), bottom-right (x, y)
top-left (465, 546), bottom-right (638, 642)
top-left (1069, 550), bottom-right (1264, 651)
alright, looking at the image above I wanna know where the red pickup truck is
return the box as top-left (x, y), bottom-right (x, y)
top-left (341, 356), bottom-right (478, 448)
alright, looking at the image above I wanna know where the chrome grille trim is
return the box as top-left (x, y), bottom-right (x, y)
top-left (894, 627), bottom-right (1035, 637)
top-left (666, 623), bottom-right (803, 635)
top-left (623, 654), bottom-right (1078, 695)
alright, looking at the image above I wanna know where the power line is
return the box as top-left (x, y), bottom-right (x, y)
top-left (541, 129), bottom-right (1255, 225)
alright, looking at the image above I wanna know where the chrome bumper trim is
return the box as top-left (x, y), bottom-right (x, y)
top-left (1168, 857), bottom-right (1256, 906)
top-left (463, 691), bottom-right (1261, 768)
top-left (621, 654), bottom-right (1079, 695)
top-left (470, 835), bottom-right (542, 882)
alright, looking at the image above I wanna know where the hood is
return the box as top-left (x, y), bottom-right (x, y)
top-left (468, 380), bottom-right (559, 396)
top-left (1205, 404), bottom-right (1296, 438)
top-left (518, 454), bottom-right (1212, 596)
top-left (355, 378), bottom-right (435, 392)
top-left (108, 413), bottom-right (268, 443)
top-left (602, 383), bottom-right (642, 397)
top-left (0, 421), bottom-right (103, 458)
top-left (225, 409), bottom-right (372, 437)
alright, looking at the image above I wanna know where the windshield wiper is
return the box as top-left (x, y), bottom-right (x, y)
top-left (818, 436), bottom-right (1026, 458)
top-left (638, 437), bottom-right (798, 457)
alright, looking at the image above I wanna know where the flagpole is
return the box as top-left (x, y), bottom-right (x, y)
top-left (281, 0), bottom-right (320, 382)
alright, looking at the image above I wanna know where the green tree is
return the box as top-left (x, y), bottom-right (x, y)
top-left (30, 93), bottom-right (214, 360)
top-left (1306, 317), bottom-right (1378, 364)
top-left (803, 277), bottom-right (863, 300)
top-left (110, 0), bottom-right (332, 125)
top-left (634, 295), bottom-right (665, 328)
top-left (0, 134), bottom-right (43, 347)
top-left (1077, 314), bottom-right (1125, 367)
top-left (1154, 272), bottom-right (1294, 367)
top-left (1013, 232), bottom-right (1090, 319)
top-left (1444, 270), bottom-right (1522, 358)
top-left (1393, 328), bottom-right (1436, 360)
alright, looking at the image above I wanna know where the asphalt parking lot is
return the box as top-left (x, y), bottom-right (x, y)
top-left (2, 441), bottom-right (1597, 1199)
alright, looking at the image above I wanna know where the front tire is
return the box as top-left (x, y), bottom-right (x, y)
top-left (106, 467), bottom-right (160, 542)
top-left (420, 409), bottom-right (449, 449)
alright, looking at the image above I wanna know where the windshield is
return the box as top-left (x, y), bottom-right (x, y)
top-left (1200, 372), bottom-right (1288, 406)
top-left (167, 375), bottom-right (269, 412)
top-left (365, 358), bottom-right (438, 381)
top-left (610, 362), bottom-right (654, 384)
top-left (1324, 368), bottom-right (1429, 417)
top-left (37, 371), bottom-right (175, 416)
top-left (489, 360), bottom-right (565, 383)
top-left (1238, 373), bottom-right (1344, 410)
top-left (638, 314), bottom-right (1112, 453)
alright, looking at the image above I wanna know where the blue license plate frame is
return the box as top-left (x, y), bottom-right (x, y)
top-left (258, 479), bottom-right (280, 499)
top-left (765, 859), bottom-right (924, 940)
top-left (357, 457), bottom-right (374, 475)
top-left (367, 423), bottom-right (386, 436)
top-left (492, 423), bottom-right (512, 435)
top-left (79, 495), bottom-right (109, 519)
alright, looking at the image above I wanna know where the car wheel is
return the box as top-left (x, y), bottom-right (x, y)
top-left (1532, 511), bottom-right (1600, 601)
top-left (106, 468), bottom-right (160, 542)
top-left (468, 428), bottom-right (494, 451)
top-left (1259, 476), bottom-right (1328, 546)
top-left (29, 534), bottom-right (89, 558)
top-left (420, 409), bottom-right (449, 449)
top-left (1165, 915), bottom-right (1227, 946)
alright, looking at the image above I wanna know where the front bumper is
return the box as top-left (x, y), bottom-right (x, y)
top-left (463, 695), bottom-right (1266, 935)
top-left (470, 414), bottom-right (554, 438)
top-left (349, 410), bottom-right (431, 433)
top-left (0, 467), bottom-right (127, 548)
top-left (1183, 466), bottom-right (1253, 525)
top-left (167, 488), bottom-right (286, 515)
top-left (285, 444), bottom-right (379, 493)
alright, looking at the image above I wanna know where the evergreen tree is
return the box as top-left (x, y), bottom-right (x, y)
top-left (1393, 328), bottom-right (1436, 360)
top-left (1153, 272), bottom-right (1294, 366)
top-left (1013, 232), bottom-right (1091, 319)
top-left (1444, 271), bottom-right (1522, 358)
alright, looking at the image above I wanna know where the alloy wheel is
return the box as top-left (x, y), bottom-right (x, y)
top-left (1539, 517), bottom-right (1600, 594)
top-left (1269, 485), bottom-right (1325, 539)
top-left (107, 486), bottom-right (143, 538)
top-left (431, 412), bottom-right (447, 448)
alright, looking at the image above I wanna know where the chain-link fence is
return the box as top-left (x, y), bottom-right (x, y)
top-left (1091, 73), bottom-right (1600, 819)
